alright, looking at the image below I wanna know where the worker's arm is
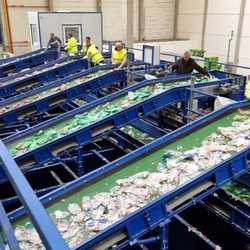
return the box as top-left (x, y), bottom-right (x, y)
top-left (245, 80), bottom-right (250, 99)
top-left (80, 44), bottom-right (85, 54)
top-left (46, 40), bottom-right (51, 49)
top-left (57, 37), bottom-right (62, 46)
top-left (117, 54), bottom-right (127, 69)
top-left (111, 53), bottom-right (116, 64)
top-left (83, 51), bottom-right (90, 59)
top-left (193, 61), bottom-right (210, 76)
top-left (64, 40), bottom-right (73, 51)
top-left (169, 61), bottom-right (178, 71)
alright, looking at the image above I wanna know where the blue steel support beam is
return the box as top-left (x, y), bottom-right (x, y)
top-left (0, 140), bottom-right (69, 250)
top-left (0, 201), bottom-right (20, 250)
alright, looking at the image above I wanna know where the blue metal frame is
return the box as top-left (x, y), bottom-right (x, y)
top-left (4, 100), bottom-right (250, 249)
top-left (201, 187), bottom-right (250, 237)
top-left (0, 140), bottom-right (69, 249)
top-left (0, 67), bottom-right (127, 126)
top-left (0, 50), bottom-right (58, 77)
top-left (0, 49), bottom-right (44, 65)
top-left (0, 60), bottom-right (149, 126)
top-left (0, 55), bottom-right (81, 85)
top-left (0, 59), bottom-right (87, 98)
top-left (3, 71), bottom-right (246, 167)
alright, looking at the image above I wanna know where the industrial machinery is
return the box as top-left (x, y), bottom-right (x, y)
top-left (0, 49), bottom-right (58, 77)
top-left (0, 69), bottom-right (245, 209)
top-left (0, 57), bottom-right (88, 99)
top-left (1, 100), bottom-right (250, 249)
top-left (0, 48), bottom-right (250, 249)
top-left (0, 61), bottom-right (150, 138)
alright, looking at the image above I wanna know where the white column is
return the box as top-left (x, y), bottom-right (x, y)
top-left (201, 0), bottom-right (208, 50)
top-left (233, 0), bottom-right (246, 65)
top-left (138, 0), bottom-right (145, 41)
top-left (122, 0), bottom-right (134, 49)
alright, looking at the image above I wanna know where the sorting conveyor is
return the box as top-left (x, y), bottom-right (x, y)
top-left (0, 58), bottom-right (87, 99)
top-left (0, 71), bottom-right (244, 179)
top-left (0, 61), bottom-right (150, 133)
top-left (0, 49), bottom-right (44, 65)
top-left (0, 49), bottom-right (58, 77)
top-left (0, 70), bottom-right (245, 214)
top-left (3, 100), bottom-right (250, 250)
top-left (0, 66), bottom-right (126, 127)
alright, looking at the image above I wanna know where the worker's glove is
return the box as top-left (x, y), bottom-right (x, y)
top-left (83, 55), bottom-right (88, 59)
top-left (168, 65), bottom-right (172, 72)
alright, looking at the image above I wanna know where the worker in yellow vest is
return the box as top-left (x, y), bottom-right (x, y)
top-left (80, 36), bottom-right (95, 55)
top-left (64, 33), bottom-right (78, 54)
top-left (111, 41), bottom-right (127, 70)
top-left (83, 44), bottom-right (104, 67)
top-left (245, 79), bottom-right (250, 100)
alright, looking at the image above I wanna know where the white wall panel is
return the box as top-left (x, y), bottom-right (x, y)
top-left (145, 0), bottom-right (175, 40)
top-left (207, 0), bottom-right (241, 14)
top-left (177, 0), bottom-right (250, 75)
top-left (101, 1), bottom-right (123, 41)
top-left (205, 16), bottom-right (239, 35)
top-left (241, 15), bottom-right (250, 36)
top-left (133, 0), bottom-right (139, 41)
top-left (52, 0), bottom-right (96, 11)
top-left (5, 0), bottom-right (48, 54)
top-left (177, 0), bottom-right (204, 50)
top-left (179, 0), bottom-right (205, 14)
top-left (244, 0), bottom-right (250, 13)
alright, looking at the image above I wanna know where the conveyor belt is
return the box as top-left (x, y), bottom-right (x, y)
top-left (6, 102), bottom-right (250, 249)
top-left (0, 50), bottom-right (58, 77)
top-left (0, 67), bottom-right (125, 127)
top-left (0, 49), bottom-right (43, 66)
top-left (0, 58), bottom-right (87, 99)
top-left (4, 71), bottom-right (245, 164)
top-left (0, 72), bottom-right (244, 211)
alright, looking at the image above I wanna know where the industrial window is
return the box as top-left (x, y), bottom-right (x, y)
top-left (30, 24), bottom-right (38, 45)
top-left (62, 25), bottom-right (82, 45)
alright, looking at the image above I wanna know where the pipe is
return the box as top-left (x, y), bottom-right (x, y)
top-left (2, 0), bottom-right (13, 52)
top-left (7, 5), bottom-right (48, 8)
top-left (12, 41), bottom-right (30, 43)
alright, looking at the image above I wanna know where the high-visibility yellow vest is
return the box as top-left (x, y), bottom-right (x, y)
top-left (80, 42), bottom-right (95, 54)
top-left (245, 80), bottom-right (250, 99)
top-left (112, 48), bottom-right (127, 64)
top-left (84, 46), bottom-right (104, 64)
top-left (64, 37), bottom-right (78, 54)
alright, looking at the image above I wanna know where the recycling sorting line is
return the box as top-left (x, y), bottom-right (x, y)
top-left (3, 70), bottom-right (245, 167)
top-left (0, 49), bottom-right (58, 77)
top-left (5, 101), bottom-right (250, 250)
top-left (0, 58), bottom-right (87, 99)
